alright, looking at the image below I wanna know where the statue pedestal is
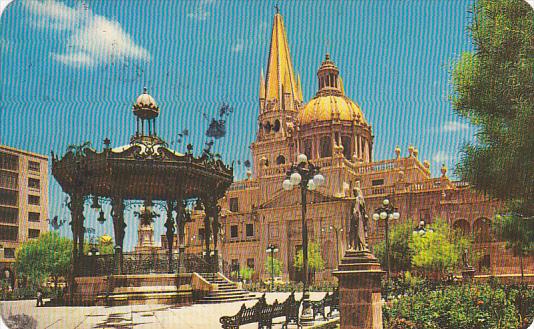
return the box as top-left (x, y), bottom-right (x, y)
top-left (333, 249), bottom-right (385, 329)
top-left (462, 266), bottom-right (476, 282)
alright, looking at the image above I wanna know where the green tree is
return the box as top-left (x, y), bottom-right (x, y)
top-left (374, 221), bottom-right (415, 273)
top-left (493, 214), bottom-right (534, 281)
top-left (409, 220), bottom-right (471, 277)
top-left (15, 232), bottom-right (72, 290)
top-left (264, 256), bottom-right (283, 278)
top-left (451, 0), bottom-right (534, 217)
top-left (83, 235), bottom-right (115, 255)
top-left (294, 241), bottom-right (325, 283)
top-left (239, 267), bottom-right (255, 282)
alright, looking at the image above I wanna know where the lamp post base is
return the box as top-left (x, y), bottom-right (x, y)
top-left (333, 249), bottom-right (385, 329)
top-left (300, 290), bottom-right (314, 326)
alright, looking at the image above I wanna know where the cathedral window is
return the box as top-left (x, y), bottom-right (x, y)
top-left (273, 120), bottom-right (280, 132)
top-left (229, 197), bottom-right (239, 212)
top-left (372, 179), bottom-right (384, 186)
top-left (341, 136), bottom-right (352, 160)
top-left (230, 225), bottom-right (238, 238)
top-left (247, 258), bottom-right (255, 270)
top-left (264, 121), bottom-right (271, 133)
top-left (303, 139), bottom-right (312, 160)
top-left (246, 223), bottom-right (254, 237)
top-left (276, 155), bottom-right (286, 165)
top-left (319, 136), bottom-right (332, 158)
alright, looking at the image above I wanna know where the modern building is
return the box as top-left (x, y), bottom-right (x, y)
top-left (147, 11), bottom-right (531, 282)
top-left (0, 145), bottom-right (49, 285)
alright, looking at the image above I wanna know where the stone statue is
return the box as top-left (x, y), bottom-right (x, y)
top-left (462, 249), bottom-right (471, 268)
top-left (350, 187), bottom-right (369, 251)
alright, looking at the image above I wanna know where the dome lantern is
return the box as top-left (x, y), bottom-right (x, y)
top-left (132, 87), bottom-right (160, 137)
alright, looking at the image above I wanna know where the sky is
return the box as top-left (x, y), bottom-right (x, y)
top-left (0, 0), bottom-right (483, 250)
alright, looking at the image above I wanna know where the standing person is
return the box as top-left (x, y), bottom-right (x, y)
top-left (36, 288), bottom-right (43, 307)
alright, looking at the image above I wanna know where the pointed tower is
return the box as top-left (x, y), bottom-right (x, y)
top-left (252, 10), bottom-right (302, 179)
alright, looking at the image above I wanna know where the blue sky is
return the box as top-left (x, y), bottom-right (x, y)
top-left (0, 0), bottom-right (478, 250)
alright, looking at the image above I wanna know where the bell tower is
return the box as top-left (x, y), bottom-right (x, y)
top-left (251, 10), bottom-right (303, 176)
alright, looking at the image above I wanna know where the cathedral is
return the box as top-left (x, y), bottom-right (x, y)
top-left (143, 11), bottom-right (530, 281)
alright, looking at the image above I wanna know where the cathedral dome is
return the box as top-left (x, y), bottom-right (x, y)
top-left (299, 95), bottom-right (366, 125)
top-left (298, 54), bottom-right (367, 125)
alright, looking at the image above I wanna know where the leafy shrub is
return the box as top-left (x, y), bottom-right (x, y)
top-left (384, 283), bottom-right (533, 329)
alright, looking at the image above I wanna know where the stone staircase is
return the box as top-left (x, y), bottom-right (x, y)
top-left (196, 272), bottom-right (257, 304)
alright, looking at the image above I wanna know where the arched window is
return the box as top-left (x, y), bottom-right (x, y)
top-left (303, 139), bottom-right (313, 160)
top-left (453, 219), bottom-right (471, 236)
top-left (341, 136), bottom-right (352, 160)
top-left (276, 155), bottom-right (285, 165)
top-left (273, 119), bottom-right (280, 132)
top-left (264, 121), bottom-right (271, 133)
top-left (319, 136), bottom-right (332, 158)
top-left (473, 217), bottom-right (492, 242)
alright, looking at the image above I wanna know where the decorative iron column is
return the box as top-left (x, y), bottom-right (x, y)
top-left (165, 200), bottom-right (176, 273)
top-left (67, 192), bottom-right (84, 304)
top-left (175, 201), bottom-right (188, 273)
top-left (111, 197), bottom-right (125, 275)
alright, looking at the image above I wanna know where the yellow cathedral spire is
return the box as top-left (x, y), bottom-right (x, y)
top-left (264, 11), bottom-right (299, 104)
top-left (259, 69), bottom-right (266, 99)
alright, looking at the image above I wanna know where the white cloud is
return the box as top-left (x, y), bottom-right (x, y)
top-left (441, 120), bottom-right (470, 133)
top-left (0, 0), bottom-right (15, 17)
top-left (24, 0), bottom-right (150, 68)
top-left (432, 151), bottom-right (452, 164)
top-left (231, 39), bottom-right (244, 53)
top-left (24, 0), bottom-right (81, 31)
top-left (187, 0), bottom-right (213, 21)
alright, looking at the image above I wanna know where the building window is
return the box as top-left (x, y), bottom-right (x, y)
top-left (230, 225), bottom-right (238, 238)
top-left (198, 228), bottom-right (205, 242)
top-left (246, 223), bottom-right (254, 237)
top-left (246, 258), bottom-right (255, 270)
top-left (342, 136), bottom-right (352, 160)
top-left (372, 179), bottom-right (384, 186)
top-left (303, 139), bottom-right (312, 160)
top-left (319, 136), bottom-right (332, 158)
top-left (28, 161), bottom-right (40, 173)
top-left (0, 172), bottom-right (18, 189)
top-left (276, 155), bottom-right (286, 165)
top-left (0, 189), bottom-right (18, 206)
top-left (28, 178), bottom-right (40, 190)
top-left (0, 153), bottom-right (18, 171)
top-left (231, 259), bottom-right (240, 273)
top-left (0, 207), bottom-right (17, 224)
top-left (229, 198), bottom-right (239, 212)
top-left (28, 195), bottom-right (40, 205)
top-left (28, 212), bottom-right (40, 222)
top-left (28, 229), bottom-right (40, 239)
top-left (4, 248), bottom-right (15, 259)
top-left (0, 225), bottom-right (18, 241)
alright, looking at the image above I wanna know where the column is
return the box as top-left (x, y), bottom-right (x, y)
top-left (175, 201), bottom-right (186, 273)
top-left (67, 192), bottom-right (84, 304)
top-left (205, 197), bottom-right (220, 273)
top-left (111, 197), bottom-right (125, 275)
top-left (165, 200), bottom-right (176, 273)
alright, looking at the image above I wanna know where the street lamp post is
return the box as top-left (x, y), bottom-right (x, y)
top-left (372, 198), bottom-right (400, 300)
top-left (266, 244), bottom-right (279, 292)
top-left (329, 225), bottom-right (343, 264)
top-left (282, 153), bottom-right (325, 325)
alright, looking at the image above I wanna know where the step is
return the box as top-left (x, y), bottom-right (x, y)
top-left (208, 291), bottom-right (250, 298)
top-left (198, 295), bottom-right (257, 304)
top-left (113, 286), bottom-right (180, 294)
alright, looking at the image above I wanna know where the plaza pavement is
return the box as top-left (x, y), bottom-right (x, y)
top-left (0, 292), bottom-right (334, 329)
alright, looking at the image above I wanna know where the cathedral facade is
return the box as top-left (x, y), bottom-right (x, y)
top-left (178, 12), bottom-right (530, 281)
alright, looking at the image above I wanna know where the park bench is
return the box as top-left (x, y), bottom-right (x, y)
top-left (311, 288), bottom-right (340, 321)
top-left (220, 291), bottom-right (302, 329)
